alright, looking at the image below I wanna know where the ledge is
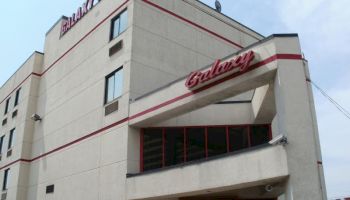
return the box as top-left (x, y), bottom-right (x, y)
top-left (126, 145), bottom-right (288, 200)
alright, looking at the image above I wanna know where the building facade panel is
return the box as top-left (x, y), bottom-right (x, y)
top-left (0, 0), bottom-right (327, 199)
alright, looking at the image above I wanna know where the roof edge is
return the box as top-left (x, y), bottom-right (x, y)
top-left (0, 51), bottom-right (44, 89)
top-left (45, 15), bottom-right (68, 36)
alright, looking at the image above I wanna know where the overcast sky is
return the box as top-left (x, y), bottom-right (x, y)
top-left (0, 0), bottom-right (349, 198)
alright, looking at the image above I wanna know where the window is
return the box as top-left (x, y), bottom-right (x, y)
top-left (229, 127), bottom-right (249, 152)
top-left (250, 125), bottom-right (270, 147)
top-left (46, 185), bottom-right (54, 194)
top-left (142, 129), bottom-right (163, 171)
top-left (110, 9), bottom-right (128, 40)
top-left (14, 88), bottom-right (21, 107)
top-left (186, 128), bottom-right (206, 162)
top-left (207, 127), bottom-right (227, 157)
top-left (4, 98), bottom-right (10, 115)
top-left (2, 168), bottom-right (9, 191)
top-left (105, 67), bottom-right (123, 104)
top-left (141, 125), bottom-right (271, 172)
top-left (165, 128), bottom-right (184, 166)
top-left (8, 129), bottom-right (15, 150)
top-left (0, 136), bottom-right (4, 155)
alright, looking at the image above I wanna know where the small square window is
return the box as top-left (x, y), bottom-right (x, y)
top-left (46, 185), bottom-right (54, 194)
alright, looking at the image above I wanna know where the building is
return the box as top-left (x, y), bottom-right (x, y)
top-left (0, 0), bottom-right (328, 199)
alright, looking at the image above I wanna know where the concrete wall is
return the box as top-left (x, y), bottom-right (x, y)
top-left (130, 0), bottom-right (263, 99)
top-left (127, 145), bottom-right (288, 200)
top-left (26, 0), bottom-right (134, 199)
top-left (0, 52), bottom-right (43, 200)
top-left (0, 0), bottom-right (327, 199)
top-left (127, 35), bottom-right (327, 200)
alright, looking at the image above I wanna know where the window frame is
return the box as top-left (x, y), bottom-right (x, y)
top-left (8, 128), bottom-right (15, 150)
top-left (14, 88), bottom-right (21, 107)
top-left (140, 124), bottom-right (272, 172)
top-left (2, 168), bottom-right (9, 191)
top-left (4, 98), bottom-right (10, 115)
top-left (109, 9), bottom-right (128, 41)
top-left (104, 67), bottom-right (123, 105)
top-left (0, 135), bottom-right (4, 155)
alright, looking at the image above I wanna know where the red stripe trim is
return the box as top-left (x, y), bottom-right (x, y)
top-left (42, 0), bottom-right (130, 75)
top-left (0, 0), bottom-right (130, 105)
top-left (0, 73), bottom-right (40, 104)
top-left (31, 117), bottom-right (129, 162)
top-left (1, 0), bottom-right (244, 106)
top-left (142, 0), bottom-right (243, 49)
top-left (129, 54), bottom-right (301, 121)
top-left (0, 54), bottom-right (301, 170)
top-left (0, 1), bottom-right (302, 170)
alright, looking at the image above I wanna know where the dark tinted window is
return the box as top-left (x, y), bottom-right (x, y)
top-left (165, 128), bottom-right (184, 166)
top-left (0, 136), bottom-right (4, 154)
top-left (4, 98), bottom-right (10, 115)
top-left (143, 129), bottom-right (163, 171)
top-left (141, 125), bottom-right (271, 172)
top-left (229, 127), bottom-right (249, 152)
top-left (186, 128), bottom-right (205, 162)
top-left (250, 126), bottom-right (270, 147)
top-left (8, 128), bottom-right (15, 150)
top-left (14, 88), bottom-right (21, 106)
top-left (207, 127), bottom-right (227, 157)
top-left (2, 168), bottom-right (9, 191)
top-left (46, 185), bottom-right (54, 194)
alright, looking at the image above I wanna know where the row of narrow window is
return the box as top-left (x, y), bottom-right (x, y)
top-left (141, 125), bottom-right (271, 172)
top-left (3, 88), bottom-right (20, 115)
top-left (0, 128), bottom-right (15, 156)
top-left (0, 7), bottom-right (128, 193)
top-left (1, 88), bottom-right (17, 192)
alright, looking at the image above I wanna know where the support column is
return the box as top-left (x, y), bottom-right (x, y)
top-left (274, 59), bottom-right (327, 200)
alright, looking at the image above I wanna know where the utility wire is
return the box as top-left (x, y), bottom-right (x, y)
top-left (307, 79), bottom-right (350, 120)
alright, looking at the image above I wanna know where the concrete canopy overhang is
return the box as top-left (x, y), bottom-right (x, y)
top-left (128, 34), bottom-right (303, 127)
top-left (126, 145), bottom-right (289, 200)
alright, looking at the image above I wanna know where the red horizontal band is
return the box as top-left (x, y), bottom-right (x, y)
top-left (0, 53), bottom-right (302, 170)
top-left (0, 0), bottom-right (302, 171)
top-left (0, 0), bottom-right (130, 105)
top-left (142, 0), bottom-right (243, 49)
top-left (1, 0), bottom-right (244, 106)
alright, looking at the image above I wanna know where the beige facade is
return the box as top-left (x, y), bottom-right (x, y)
top-left (0, 0), bottom-right (327, 199)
